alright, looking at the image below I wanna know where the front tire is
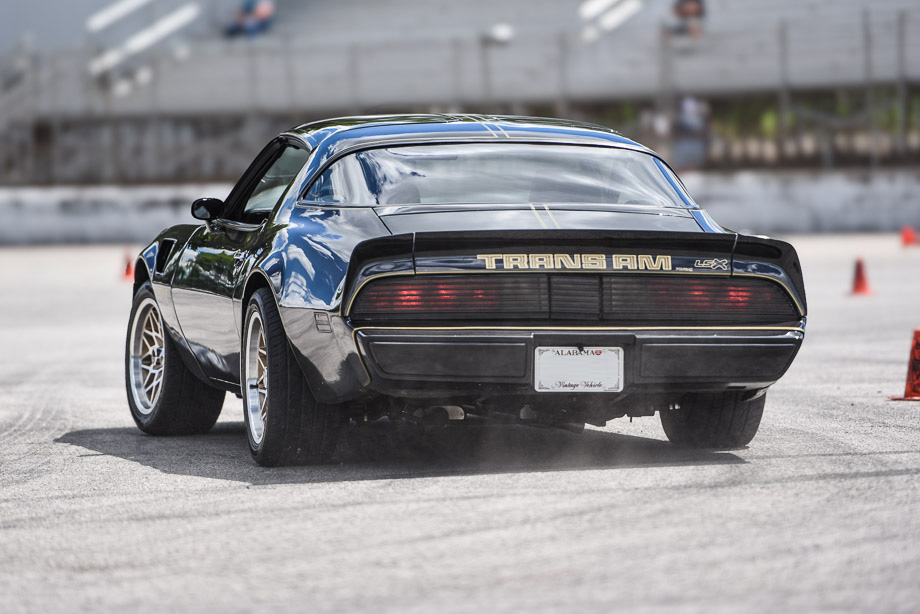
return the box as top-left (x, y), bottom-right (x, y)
top-left (242, 288), bottom-right (339, 466)
top-left (125, 282), bottom-right (225, 434)
top-left (659, 391), bottom-right (766, 449)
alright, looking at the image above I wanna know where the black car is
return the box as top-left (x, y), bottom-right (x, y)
top-left (125, 114), bottom-right (806, 466)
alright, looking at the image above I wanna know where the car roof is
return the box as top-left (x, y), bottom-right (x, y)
top-left (284, 114), bottom-right (656, 159)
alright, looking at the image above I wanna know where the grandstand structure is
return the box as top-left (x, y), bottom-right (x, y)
top-left (1, 0), bottom-right (918, 184)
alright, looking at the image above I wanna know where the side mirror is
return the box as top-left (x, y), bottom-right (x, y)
top-left (191, 198), bottom-right (225, 221)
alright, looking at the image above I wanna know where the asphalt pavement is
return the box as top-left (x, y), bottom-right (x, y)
top-left (1, 235), bottom-right (918, 613)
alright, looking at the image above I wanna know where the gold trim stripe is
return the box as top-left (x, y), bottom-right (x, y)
top-left (528, 202), bottom-right (548, 228)
top-left (355, 325), bottom-right (805, 334)
top-left (542, 203), bottom-right (562, 228)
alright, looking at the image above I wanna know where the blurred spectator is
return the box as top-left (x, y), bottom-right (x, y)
top-left (676, 96), bottom-right (708, 134)
top-left (225, 0), bottom-right (276, 38)
top-left (653, 111), bottom-right (671, 140)
top-left (672, 95), bottom-right (710, 170)
top-left (639, 107), bottom-right (671, 153)
top-left (672, 0), bottom-right (705, 38)
top-left (2, 35), bottom-right (32, 92)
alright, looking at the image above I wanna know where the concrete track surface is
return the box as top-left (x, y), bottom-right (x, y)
top-left (1, 235), bottom-right (918, 613)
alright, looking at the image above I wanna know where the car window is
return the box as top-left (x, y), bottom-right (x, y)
top-left (240, 145), bottom-right (310, 223)
top-left (302, 144), bottom-right (691, 207)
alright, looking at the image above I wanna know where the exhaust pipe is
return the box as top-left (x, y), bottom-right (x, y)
top-left (412, 405), bottom-right (466, 426)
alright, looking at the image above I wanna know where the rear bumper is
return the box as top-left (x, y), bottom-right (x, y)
top-left (353, 325), bottom-right (805, 398)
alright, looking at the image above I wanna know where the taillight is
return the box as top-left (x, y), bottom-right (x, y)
top-left (351, 274), bottom-right (798, 323)
top-left (605, 277), bottom-right (795, 321)
top-left (361, 281), bottom-right (498, 311)
top-left (726, 287), bottom-right (752, 306)
top-left (351, 275), bottom-right (549, 320)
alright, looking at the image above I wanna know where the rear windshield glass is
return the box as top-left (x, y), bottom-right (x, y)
top-left (303, 143), bottom-right (691, 207)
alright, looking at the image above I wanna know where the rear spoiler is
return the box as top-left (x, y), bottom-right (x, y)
top-left (344, 230), bottom-right (806, 316)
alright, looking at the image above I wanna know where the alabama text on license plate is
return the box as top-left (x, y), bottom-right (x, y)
top-left (534, 347), bottom-right (624, 392)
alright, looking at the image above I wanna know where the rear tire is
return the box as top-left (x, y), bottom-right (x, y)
top-left (242, 288), bottom-right (339, 466)
top-left (125, 282), bottom-right (225, 435)
top-left (659, 391), bottom-right (766, 449)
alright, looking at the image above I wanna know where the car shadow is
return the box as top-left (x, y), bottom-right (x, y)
top-left (55, 421), bottom-right (745, 486)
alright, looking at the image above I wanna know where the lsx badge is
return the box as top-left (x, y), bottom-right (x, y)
top-left (693, 258), bottom-right (729, 271)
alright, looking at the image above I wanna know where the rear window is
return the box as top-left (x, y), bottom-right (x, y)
top-left (303, 143), bottom-right (691, 207)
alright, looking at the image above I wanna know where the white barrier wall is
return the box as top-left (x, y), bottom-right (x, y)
top-left (0, 184), bottom-right (233, 244)
top-left (1, 170), bottom-right (919, 244)
top-left (681, 170), bottom-right (920, 234)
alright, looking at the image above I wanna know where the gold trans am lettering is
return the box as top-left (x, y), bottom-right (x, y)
top-left (475, 254), bottom-right (672, 271)
top-left (612, 255), bottom-right (636, 270)
top-left (554, 254), bottom-right (581, 269)
top-left (637, 255), bottom-right (671, 270)
top-left (529, 254), bottom-right (553, 269)
top-left (504, 254), bottom-right (527, 269)
top-left (582, 254), bottom-right (606, 269)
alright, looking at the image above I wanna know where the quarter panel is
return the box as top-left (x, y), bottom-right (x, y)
top-left (253, 205), bottom-right (392, 403)
top-left (258, 205), bottom-right (391, 311)
top-left (140, 224), bottom-right (201, 334)
top-left (137, 224), bottom-right (213, 386)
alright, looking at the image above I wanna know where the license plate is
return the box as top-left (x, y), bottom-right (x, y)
top-left (534, 347), bottom-right (624, 393)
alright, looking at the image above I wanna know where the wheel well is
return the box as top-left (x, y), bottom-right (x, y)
top-left (241, 273), bottom-right (273, 327)
top-left (133, 259), bottom-right (150, 294)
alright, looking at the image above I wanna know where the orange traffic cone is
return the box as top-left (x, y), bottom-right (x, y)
top-left (123, 252), bottom-right (135, 281)
top-left (890, 329), bottom-right (920, 401)
top-left (850, 258), bottom-right (872, 296)
top-left (901, 226), bottom-right (919, 247)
